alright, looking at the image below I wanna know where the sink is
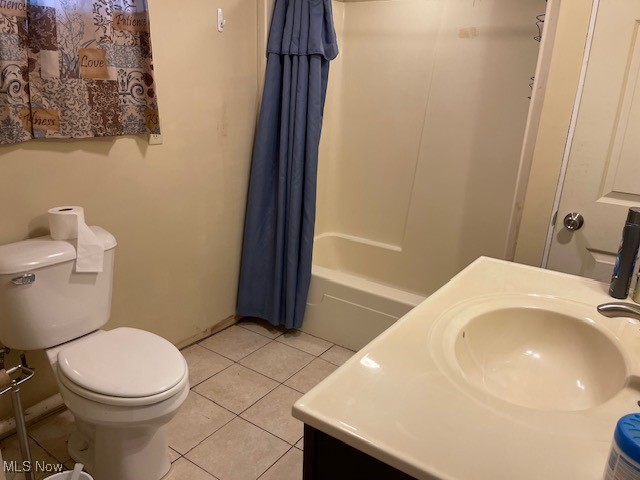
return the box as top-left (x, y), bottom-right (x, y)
top-left (293, 258), bottom-right (640, 480)
top-left (455, 306), bottom-right (627, 411)
top-left (431, 295), bottom-right (630, 412)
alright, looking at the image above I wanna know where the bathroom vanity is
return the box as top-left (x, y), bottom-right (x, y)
top-left (293, 257), bottom-right (640, 479)
top-left (302, 425), bottom-right (417, 479)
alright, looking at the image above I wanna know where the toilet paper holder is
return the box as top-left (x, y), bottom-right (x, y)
top-left (0, 354), bottom-right (35, 395)
top-left (0, 349), bottom-right (35, 480)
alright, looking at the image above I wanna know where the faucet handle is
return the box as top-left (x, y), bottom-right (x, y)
top-left (597, 302), bottom-right (640, 320)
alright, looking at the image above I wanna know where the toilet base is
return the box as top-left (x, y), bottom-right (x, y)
top-left (68, 417), bottom-right (171, 480)
top-left (52, 344), bottom-right (189, 480)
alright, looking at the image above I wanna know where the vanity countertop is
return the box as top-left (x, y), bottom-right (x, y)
top-left (293, 257), bottom-right (640, 480)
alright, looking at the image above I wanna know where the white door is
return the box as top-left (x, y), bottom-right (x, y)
top-left (546, 0), bottom-right (640, 283)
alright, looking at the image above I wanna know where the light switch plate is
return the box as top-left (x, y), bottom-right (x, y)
top-left (148, 133), bottom-right (163, 145)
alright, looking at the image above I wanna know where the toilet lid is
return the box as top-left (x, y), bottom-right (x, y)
top-left (58, 327), bottom-right (187, 398)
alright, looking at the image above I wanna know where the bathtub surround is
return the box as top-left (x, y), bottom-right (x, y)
top-left (0, 0), bottom-right (159, 144)
top-left (288, 0), bottom-right (544, 348)
top-left (312, 0), bottom-right (543, 297)
top-left (301, 265), bottom-right (426, 350)
top-left (237, 0), bottom-right (338, 329)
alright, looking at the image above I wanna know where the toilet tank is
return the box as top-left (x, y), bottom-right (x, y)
top-left (0, 227), bottom-right (117, 350)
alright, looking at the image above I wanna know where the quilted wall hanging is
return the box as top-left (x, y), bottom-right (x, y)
top-left (0, 0), bottom-right (160, 144)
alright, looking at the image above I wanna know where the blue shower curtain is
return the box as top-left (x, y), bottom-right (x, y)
top-left (237, 0), bottom-right (338, 330)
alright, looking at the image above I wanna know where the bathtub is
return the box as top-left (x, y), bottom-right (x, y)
top-left (301, 235), bottom-right (427, 351)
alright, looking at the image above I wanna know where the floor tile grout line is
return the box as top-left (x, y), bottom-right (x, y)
top-left (188, 389), bottom-right (238, 419)
top-left (182, 412), bottom-right (299, 470)
top-left (184, 321), bottom-right (324, 358)
top-left (256, 445), bottom-right (298, 480)
top-left (27, 415), bottom-right (288, 474)
top-left (176, 411), bottom-right (240, 458)
top-left (281, 327), bottom-right (337, 343)
top-left (181, 455), bottom-right (222, 479)
top-left (171, 395), bottom-right (238, 457)
top-left (191, 362), bottom-right (281, 415)
top-left (236, 355), bottom-right (314, 385)
top-left (233, 337), bottom-right (278, 362)
top-left (321, 357), bottom-right (348, 367)
top-left (196, 324), bottom-right (351, 366)
top-left (197, 335), bottom-right (275, 363)
top-left (178, 360), bottom-right (308, 470)
top-left (281, 382), bottom-right (307, 396)
top-left (234, 413), bottom-right (303, 448)
top-left (220, 351), bottom-right (324, 392)
top-left (229, 370), bottom-right (305, 445)
top-left (188, 361), bottom-right (236, 389)
top-left (188, 376), bottom-right (282, 439)
top-left (169, 446), bottom-right (182, 460)
top-left (277, 358), bottom-right (318, 385)
top-left (320, 350), bottom-right (357, 367)
top-left (191, 338), bottom-right (326, 397)
top-left (199, 322), bottom-right (335, 361)
top-left (286, 328), bottom-right (339, 343)
top-left (273, 337), bottom-right (333, 357)
top-left (183, 344), bottom-right (238, 368)
top-left (19, 415), bottom-right (293, 477)
top-left (229, 370), bottom-right (282, 415)
top-left (236, 322), bottom-right (286, 340)
top-left (279, 327), bottom-right (341, 347)
top-left (273, 382), bottom-right (306, 398)
top-left (184, 373), bottom-right (302, 454)
top-left (283, 355), bottom-right (339, 382)
top-left (195, 341), bottom-right (237, 362)
top-left (26, 431), bottom-right (68, 466)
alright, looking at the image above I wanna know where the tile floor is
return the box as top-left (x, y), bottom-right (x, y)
top-left (0, 320), bottom-right (355, 480)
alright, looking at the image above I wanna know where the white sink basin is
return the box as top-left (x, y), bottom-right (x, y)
top-left (430, 295), bottom-right (631, 412)
top-left (453, 305), bottom-right (627, 411)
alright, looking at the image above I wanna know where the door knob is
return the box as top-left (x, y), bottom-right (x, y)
top-left (563, 212), bottom-right (584, 231)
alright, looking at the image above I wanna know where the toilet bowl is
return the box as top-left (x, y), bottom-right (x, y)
top-left (46, 328), bottom-right (189, 480)
top-left (0, 228), bottom-right (189, 480)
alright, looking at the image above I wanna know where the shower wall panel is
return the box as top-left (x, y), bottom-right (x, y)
top-left (315, 0), bottom-right (542, 295)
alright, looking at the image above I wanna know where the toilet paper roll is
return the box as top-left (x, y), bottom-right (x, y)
top-left (48, 206), bottom-right (104, 273)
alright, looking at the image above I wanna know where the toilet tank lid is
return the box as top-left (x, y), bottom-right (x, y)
top-left (0, 227), bottom-right (117, 275)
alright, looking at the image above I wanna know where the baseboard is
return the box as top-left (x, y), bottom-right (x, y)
top-left (175, 314), bottom-right (239, 349)
top-left (0, 393), bottom-right (66, 441)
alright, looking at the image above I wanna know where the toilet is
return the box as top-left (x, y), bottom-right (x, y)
top-left (0, 227), bottom-right (189, 480)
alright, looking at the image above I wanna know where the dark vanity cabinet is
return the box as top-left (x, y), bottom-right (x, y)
top-left (302, 425), bottom-right (419, 480)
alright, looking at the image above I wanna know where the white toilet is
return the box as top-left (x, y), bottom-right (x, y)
top-left (0, 227), bottom-right (189, 480)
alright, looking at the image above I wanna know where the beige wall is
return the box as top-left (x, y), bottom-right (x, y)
top-left (514, 0), bottom-right (593, 266)
top-left (0, 0), bottom-right (258, 420)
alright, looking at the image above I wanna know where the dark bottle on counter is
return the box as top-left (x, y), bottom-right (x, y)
top-left (610, 207), bottom-right (640, 299)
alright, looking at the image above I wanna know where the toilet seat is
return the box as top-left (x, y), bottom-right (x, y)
top-left (57, 366), bottom-right (189, 407)
top-left (57, 327), bottom-right (188, 406)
